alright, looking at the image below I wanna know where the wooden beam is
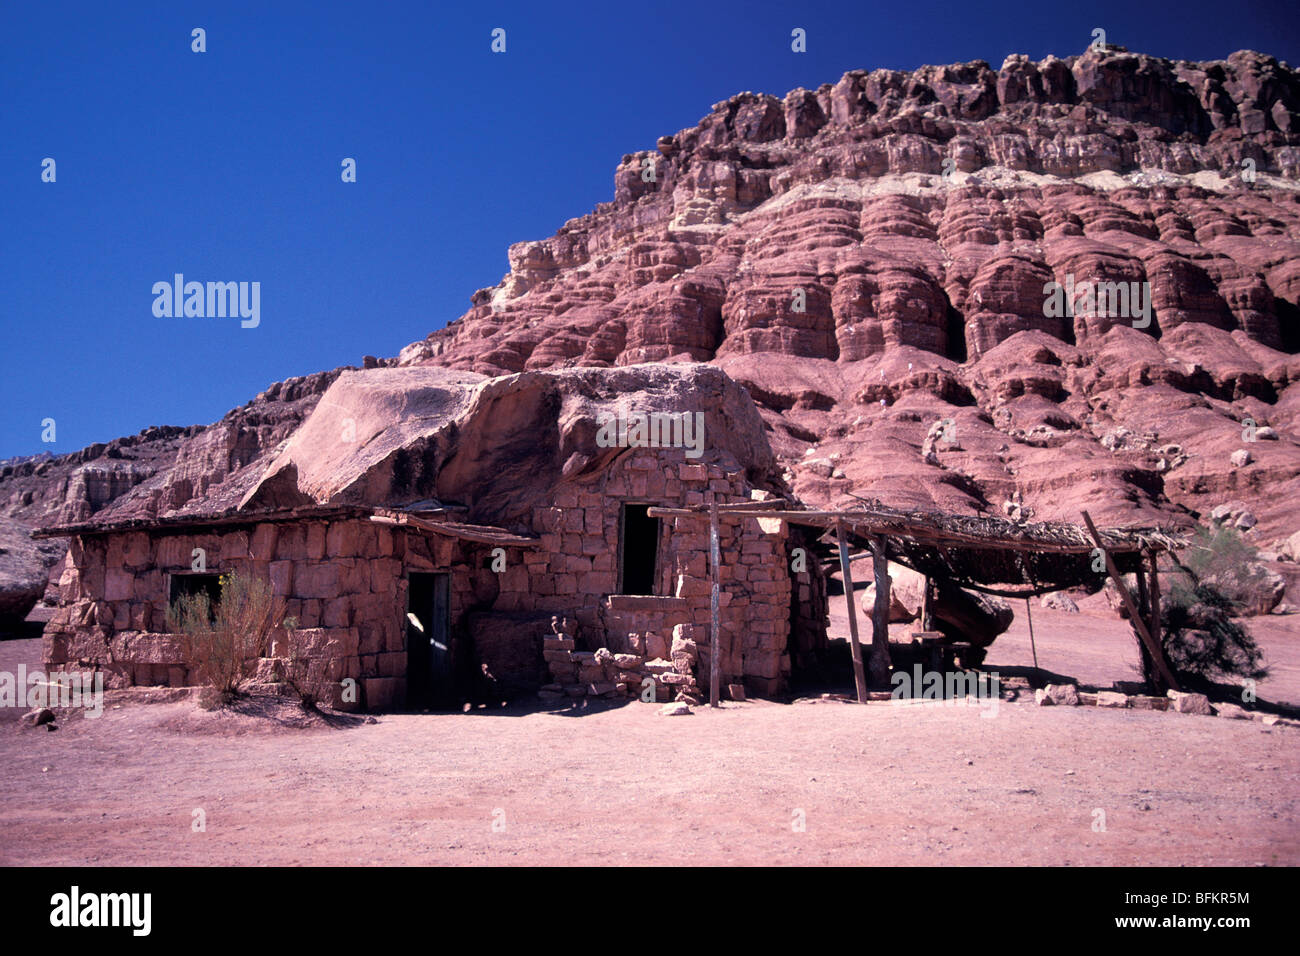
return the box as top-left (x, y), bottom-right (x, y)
top-left (1081, 511), bottom-right (1179, 692)
top-left (1147, 548), bottom-right (1162, 666)
top-left (369, 513), bottom-right (539, 547)
top-left (647, 500), bottom-right (788, 520)
top-left (868, 535), bottom-right (893, 687)
top-left (920, 575), bottom-right (932, 631)
top-left (708, 502), bottom-right (722, 709)
top-left (834, 518), bottom-right (869, 703)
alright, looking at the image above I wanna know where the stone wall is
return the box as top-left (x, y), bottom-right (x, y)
top-left (41, 449), bottom-right (819, 708)
top-left (521, 449), bottom-right (797, 697)
top-left (41, 517), bottom-right (495, 711)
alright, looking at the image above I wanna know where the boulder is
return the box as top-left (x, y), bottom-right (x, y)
top-left (1212, 702), bottom-right (1251, 720)
top-left (1167, 690), bottom-right (1212, 715)
top-left (1044, 683), bottom-right (1079, 706)
top-left (1283, 531), bottom-right (1300, 562)
top-left (0, 519), bottom-right (65, 628)
top-left (861, 562), bottom-right (928, 623)
top-left (240, 363), bottom-right (778, 526)
top-left (1040, 592), bottom-right (1080, 613)
top-left (930, 581), bottom-right (1014, 648)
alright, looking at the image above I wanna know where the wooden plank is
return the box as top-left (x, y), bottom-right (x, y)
top-left (708, 502), bottom-right (722, 709)
top-left (370, 513), bottom-right (539, 547)
top-left (869, 535), bottom-right (893, 686)
top-left (1081, 511), bottom-right (1179, 692)
top-left (647, 501), bottom-right (787, 520)
top-left (834, 518), bottom-right (869, 703)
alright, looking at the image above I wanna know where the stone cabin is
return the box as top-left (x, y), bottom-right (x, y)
top-left (35, 364), bottom-right (829, 710)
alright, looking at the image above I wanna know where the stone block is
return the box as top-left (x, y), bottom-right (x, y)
top-left (274, 525), bottom-right (307, 561)
top-left (1167, 690), bottom-right (1212, 715)
top-left (327, 521), bottom-right (360, 558)
top-left (105, 569), bottom-right (134, 602)
top-left (294, 563), bottom-right (340, 600)
top-left (1042, 683), bottom-right (1079, 706)
top-left (364, 677), bottom-right (401, 710)
top-left (323, 597), bottom-right (352, 628)
top-left (269, 560), bottom-right (294, 597)
top-left (250, 524), bottom-right (278, 562)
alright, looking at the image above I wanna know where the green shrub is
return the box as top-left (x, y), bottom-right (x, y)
top-left (169, 570), bottom-right (282, 705)
top-left (1158, 528), bottom-right (1269, 688)
top-left (1171, 524), bottom-right (1273, 614)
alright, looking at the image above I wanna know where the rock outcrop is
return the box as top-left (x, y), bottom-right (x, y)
top-left (390, 47), bottom-right (1300, 550)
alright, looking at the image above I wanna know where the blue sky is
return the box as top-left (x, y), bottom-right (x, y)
top-left (2, 0), bottom-right (1297, 458)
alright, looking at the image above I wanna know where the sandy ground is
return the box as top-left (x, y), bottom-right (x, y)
top-left (1, 600), bottom-right (1297, 866)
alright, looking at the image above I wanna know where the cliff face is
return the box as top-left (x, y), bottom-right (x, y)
top-left (394, 47), bottom-right (1300, 541)
top-left (3, 47), bottom-right (1300, 624)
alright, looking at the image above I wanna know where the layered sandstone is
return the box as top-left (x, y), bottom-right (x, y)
top-left (389, 47), bottom-right (1300, 548)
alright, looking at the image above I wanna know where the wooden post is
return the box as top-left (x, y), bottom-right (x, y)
top-left (1081, 511), bottom-right (1179, 692)
top-left (708, 502), bottom-right (721, 709)
top-left (1134, 561), bottom-right (1156, 686)
top-left (869, 535), bottom-right (894, 687)
top-left (920, 575), bottom-right (932, 631)
top-left (1147, 548), bottom-right (1162, 661)
top-left (834, 518), bottom-right (868, 703)
top-left (1024, 598), bottom-right (1039, 672)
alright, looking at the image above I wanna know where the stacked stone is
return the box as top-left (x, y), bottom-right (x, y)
top-left (540, 614), bottom-right (699, 703)
top-left (541, 614), bottom-right (579, 695)
top-left (42, 516), bottom-right (482, 711)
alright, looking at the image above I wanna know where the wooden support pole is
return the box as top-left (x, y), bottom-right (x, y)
top-left (1135, 562), bottom-right (1155, 685)
top-left (1024, 597), bottom-right (1039, 672)
top-left (869, 535), bottom-right (894, 687)
top-left (1147, 548), bottom-right (1162, 661)
top-left (1081, 511), bottom-right (1179, 692)
top-left (920, 575), bottom-right (932, 631)
top-left (834, 518), bottom-right (869, 703)
top-left (708, 503), bottom-right (722, 709)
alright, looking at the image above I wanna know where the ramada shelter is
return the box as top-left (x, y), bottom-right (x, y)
top-left (34, 364), bottom-right (829, 710)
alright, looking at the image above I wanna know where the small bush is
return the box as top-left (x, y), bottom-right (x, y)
top-left (279, 622), bottom-right (333, 714)
top-left (1162, 583), bottom-right (1268, 688)
top-left (1172, 524), bottom-right (1274, 614)
top-left (169, 570), bottom-right (282, 706)
top-left (1157, 527), bottom-right (1270, 689)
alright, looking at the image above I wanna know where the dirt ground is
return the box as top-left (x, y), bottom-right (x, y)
top-left (1, 600), bottom-right (1297, 866)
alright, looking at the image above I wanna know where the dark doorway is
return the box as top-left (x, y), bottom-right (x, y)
top-left (168, 572), bottom-right (222, 618)
top-left (406, 572), bottom-right (452, 708)
top-left (620, 503), bottom-right (660, 595)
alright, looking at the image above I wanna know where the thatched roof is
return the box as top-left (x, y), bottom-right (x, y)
top-left (663, 500), bottom-right (1187, 594)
